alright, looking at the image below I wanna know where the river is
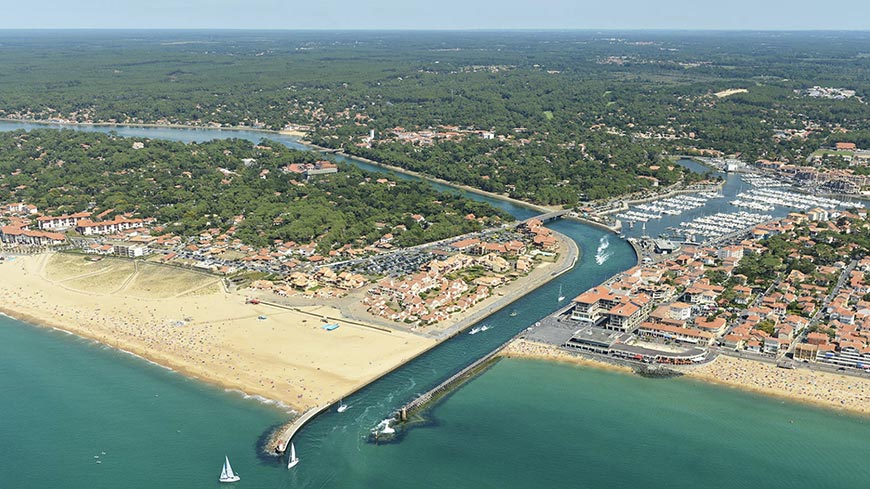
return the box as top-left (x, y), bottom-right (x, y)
top-left (0, 121), bottom-right (868, 489)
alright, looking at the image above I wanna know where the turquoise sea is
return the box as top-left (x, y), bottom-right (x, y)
top-left (3, 313), bottom-right (870, 489)
top-left (1, 121), bottom-right (869, 488)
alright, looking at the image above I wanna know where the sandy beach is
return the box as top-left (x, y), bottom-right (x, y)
top-left (0, 254), bottom-right (434, 413)
top-left (500, 339), bottom-right (634, 374)
top-left (0, 236), bottom-right (575, 414)
top-left (502, 339), bottom-right (870, 416)
top-left (685, 355), bottom-right (870, 416)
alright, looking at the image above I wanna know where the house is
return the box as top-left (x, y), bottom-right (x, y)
top-left (0, 226), bottom-right (67, 246)
top-left (669, 302), bottom-right (693, 321)
top-left (636, 322), bottom-right (714, 346)
top-left (763, 337), bottom-right (783, 355)
top-left (606, 299), bottom-right (647, 332)
top-left (6, 203), bottom-right (38, 215)
top-left (807, 332), bottom-right (829, 345)
top-left (722, 334), bottom-right (745, 350)
top-left (36, 212), bottom-right (92, 230)
top-left (694, 317), bottom-right (727, 336)
top-left (794, 343), bottom-right (818, 362)
top-left (570, 286), bottom-right (619, 325)
top-left (450, 238), bottom-right (481, 251)
top-left (75, 216), bottom-right (152, 236)
top-left (283, 161), bottom-right (339, 177)
top-left (717, 246), bottom-right (743, 262)
top-left (113, 243), bottom-right (150, 258)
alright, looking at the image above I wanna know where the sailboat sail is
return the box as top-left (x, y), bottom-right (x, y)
top-left (220, 455), bottom-right (240, 482)
top-left (287, 442), bottom-right (300, 469)
top-left (221, 456), bottom-right (236, 479)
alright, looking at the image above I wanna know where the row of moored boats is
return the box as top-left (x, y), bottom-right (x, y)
top-left (730, 188), bottom-right (855, 212)
top-left (617, 194), bottom-right (716, 222)
top-left (672, 211), bottom-right (773, 242)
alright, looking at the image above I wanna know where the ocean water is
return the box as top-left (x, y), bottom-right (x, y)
top-left (1, 121), bottom-right (869, 488)
top-left (0, 315), bottom-right (289, 488)
top-left (358, 359), bottom-right (870, 489)
top-left (3, 314), bottom-right (869, 489)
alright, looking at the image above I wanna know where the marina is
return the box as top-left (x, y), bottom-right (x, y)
top-left (618, 161), bottom-right (866, 248)
top-left (731, 187), bottom-right (857, 211)
top-left (672, 211), bottom-right (773, 242)
top-left (616, 194), bottom-right (713, 223)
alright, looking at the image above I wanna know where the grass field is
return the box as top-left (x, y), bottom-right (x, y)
top-left (63, 261), bottom-right (136, 294)
top-left (44, 253), bottom-right (220, 298)
top-left (125, 264), bottom-right (219, 298)
top-left (811, 149), bottom-right (855, 158)
top-left (44, 254), bottom-right (117, 281)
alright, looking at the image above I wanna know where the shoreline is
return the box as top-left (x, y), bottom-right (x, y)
top-left (0, 117), bottom-right (556, 214)
top-left (500, 339), bottom-right (635, 374)
top-left (325, 149), bottom-right (559, 214)
top-left (0, 254), bottom-right (437, 414)
top-left (502, 339), bottom-right (870, 418)
top-left (0, 228), bottom-right (578, 421)
top-left (682, 355), bottom-right (870, 418)
top-left (0, 116), bottom-right (308, 137)
top-left (0, 302), bottom-right (296, 414)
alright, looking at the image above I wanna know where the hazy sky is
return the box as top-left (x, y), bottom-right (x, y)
top-left (3, 0), bottom-right (869, 30)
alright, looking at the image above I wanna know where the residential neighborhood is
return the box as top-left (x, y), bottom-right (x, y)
top-left (561, 207), bottom-right (870, 372)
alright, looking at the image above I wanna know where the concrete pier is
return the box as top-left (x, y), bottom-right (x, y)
top-left (267, 403), bottom-right (330, 454)
top-left (394, 343), bottom-right (506, 419)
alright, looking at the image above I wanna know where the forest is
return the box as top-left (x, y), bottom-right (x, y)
top-left (1, 31), bottom-right (870, 204)
top-left (0, 129), bottom-right (509, 250)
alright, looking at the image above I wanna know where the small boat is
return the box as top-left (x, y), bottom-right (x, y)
top-left (337, 398), bottom-right (348, 413)
top-left (219, 455), bottom-right (240, 483)
top-left (509, 310), bottom-right (518, 317)
top-left (557, 285), bottom-right (565, 302)
top-left (468, 326), bottom-right (481, 335)
top-left (287, 442), bottom-right (299, 469)
top-left (480, 325), bottom-right (490, 332)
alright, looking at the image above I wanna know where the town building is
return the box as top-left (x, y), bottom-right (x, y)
top-left (0, 226), bottom-right (67, 246)
top-left (37, 212), bottom-right (92, 230)
top-left (75, 216), bottom-right (152, 236)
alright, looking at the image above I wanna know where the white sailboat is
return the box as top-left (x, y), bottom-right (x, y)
top-left (337, 398), bottom-right (348, 413)
top-left (558, 284), bottom-right (565, 302)
top-left (287, 442), bottom-right (300, 469)
top-left (219, 455), bottom-right (240, 483)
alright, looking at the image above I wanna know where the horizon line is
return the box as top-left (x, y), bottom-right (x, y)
top-left (1, 27), bottom-right (870, 33)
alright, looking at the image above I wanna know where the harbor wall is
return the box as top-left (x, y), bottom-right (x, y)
top-left (263, 223), bottom-right (580, 452)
